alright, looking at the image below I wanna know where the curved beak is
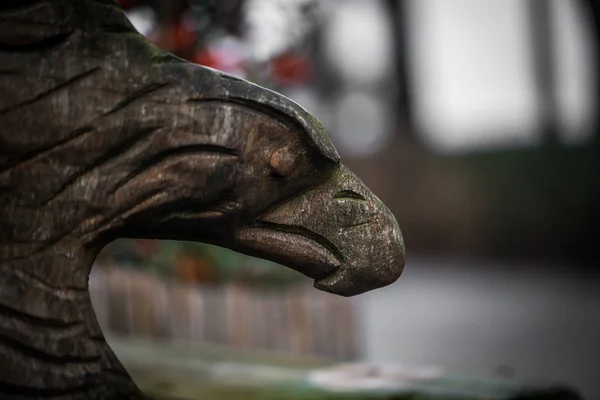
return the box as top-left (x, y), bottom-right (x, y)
top-left (234, 165), bottom-right (405, 296)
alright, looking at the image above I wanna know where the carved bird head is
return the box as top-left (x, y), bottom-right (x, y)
top-left (117, 64), bottom-right (406, 296)
top-left (0, 0), bottom-right (404, 297)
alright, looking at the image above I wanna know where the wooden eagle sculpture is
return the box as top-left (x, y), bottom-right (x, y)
top-left (0, 0), bottom-right (405, 398)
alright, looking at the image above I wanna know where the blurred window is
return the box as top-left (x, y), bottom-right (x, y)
top-left (404, 0), bottom-right (597, 154)
top-left (321, 0), bottom-right (396, 157)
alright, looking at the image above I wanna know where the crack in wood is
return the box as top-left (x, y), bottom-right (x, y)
top-left (0, 302), bottom-right (84, 330)
top-left (0, 127), bottom-right (94, 173)
top-left (103, 82), bottom-right (172, 116)
top-left (0, 30), bottom-right (74, 53)
top-left (109, 144), bottom-right (239, 196)
top-left (0, 330), bottom-right (102, 365)
top-left (0, 67), bottom-right (101, 115)
top-left (45, 126), bottom-right (162, 206)
top-left (0, 370), bottom-right (106, 398)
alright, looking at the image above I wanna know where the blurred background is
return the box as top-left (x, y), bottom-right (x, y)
top-left (91, 0), bottom-right (600, 398)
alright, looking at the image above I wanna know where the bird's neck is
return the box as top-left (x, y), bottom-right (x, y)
top-left (0, 249), bottom-right (144, 399)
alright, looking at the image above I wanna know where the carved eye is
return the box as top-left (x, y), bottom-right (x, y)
top-left (269, 146), bottom-right (296, 177)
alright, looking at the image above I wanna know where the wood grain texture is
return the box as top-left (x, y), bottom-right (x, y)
top-left (0, 1), bottom-right (405, 398)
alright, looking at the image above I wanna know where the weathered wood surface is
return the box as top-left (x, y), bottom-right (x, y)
top-left (0, 0), bottom-right (404, 398)
top-left (89, 266), bottom-right (357, 360)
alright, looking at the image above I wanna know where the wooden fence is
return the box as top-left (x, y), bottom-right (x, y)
top-left (89, 266), bottom-right (357, 361)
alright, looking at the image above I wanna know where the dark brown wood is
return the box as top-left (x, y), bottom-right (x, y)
top-left (0, 1), bottom-right (405, 398)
